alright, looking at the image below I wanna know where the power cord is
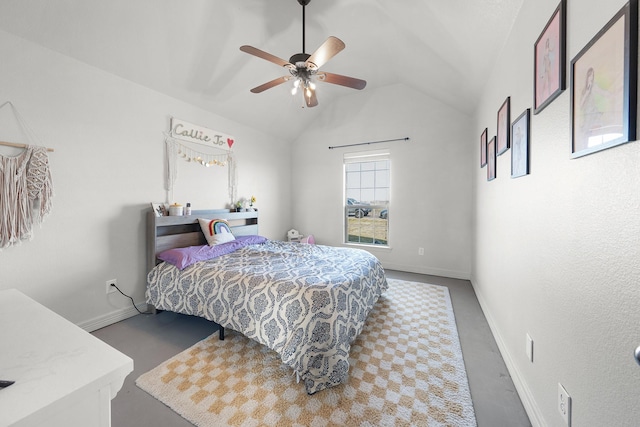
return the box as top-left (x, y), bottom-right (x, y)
top-left (110, 283), bottom-right (153, 315)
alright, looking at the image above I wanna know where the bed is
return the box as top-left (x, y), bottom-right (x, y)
top-left (145, 209), bottom-right (388, 394)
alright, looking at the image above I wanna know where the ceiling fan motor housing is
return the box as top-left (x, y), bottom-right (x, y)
top-left (289, 53), bottom-right (311, 66)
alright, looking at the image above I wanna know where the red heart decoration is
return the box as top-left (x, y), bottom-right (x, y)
top-left (227, 138), bottom-right (234, 148)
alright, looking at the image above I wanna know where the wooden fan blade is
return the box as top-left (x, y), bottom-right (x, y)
top-left (305, 89), bottom-right (318, 107)
top-left (240, 45), bottom-right (294, 69)
top-left (306, 36), bottom-right (345, 70)
top-left (250, 76), bottom-right (290, 93)
top-left (318, 72), bottom-right (367, 90)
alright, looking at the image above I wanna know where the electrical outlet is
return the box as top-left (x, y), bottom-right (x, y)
top-left (106, 279), bottom-right (117, 295)
top-left (418, 247), bottom-right (424, 255)
top-left (526, 333), bottom-right (534, 362)
top-left (558, 383), bottom-right (571, 426)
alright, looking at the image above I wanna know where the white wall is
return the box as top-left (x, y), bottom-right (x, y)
top-left (0, 30), bottom-right (292, 330)
top-left (472, 1), bottom-right (640, 426)
top-left (291, 83), bottom-right (473, 279)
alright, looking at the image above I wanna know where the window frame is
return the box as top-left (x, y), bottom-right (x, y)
top-left (343, 151), bottom-right (391, 248)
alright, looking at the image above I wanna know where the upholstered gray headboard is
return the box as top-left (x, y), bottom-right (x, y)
top-left (146, 209), bottom-right (258, 273)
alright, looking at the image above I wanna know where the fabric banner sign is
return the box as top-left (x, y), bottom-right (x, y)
top-left (169, 117), bottom-right (235, 150)
top-left (164, 118), bottom-right (237, 204)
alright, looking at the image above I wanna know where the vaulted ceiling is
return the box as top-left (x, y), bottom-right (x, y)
top-left (0, 0), bottom-right (523, 140)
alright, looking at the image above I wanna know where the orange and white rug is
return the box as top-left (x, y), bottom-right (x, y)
top-left (136, 279), bottom-right (477, 426)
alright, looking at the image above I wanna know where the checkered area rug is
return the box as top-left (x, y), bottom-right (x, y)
top-left (136, 279), bottom-right (477, 426)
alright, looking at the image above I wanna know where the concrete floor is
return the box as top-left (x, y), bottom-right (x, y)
top-left (93, 270), bottom-right (531, 426)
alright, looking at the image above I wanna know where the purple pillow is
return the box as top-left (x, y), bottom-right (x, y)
top-left (157, 235), bottom-right (267, 270)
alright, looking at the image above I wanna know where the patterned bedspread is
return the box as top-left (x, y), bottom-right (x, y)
top-left (146, 240), bottom-right (388, 394)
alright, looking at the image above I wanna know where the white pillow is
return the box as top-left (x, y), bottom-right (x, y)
top-left (198, 218), bottom-right (236, 246)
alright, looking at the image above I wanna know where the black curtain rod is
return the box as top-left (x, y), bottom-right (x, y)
top-left (328, 137), bottom-right (410, 150)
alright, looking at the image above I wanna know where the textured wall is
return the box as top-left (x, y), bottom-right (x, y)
top-left (0, 30), bottom-right (292, 328)
top-left (472, 1), bottom-right (640, 426)
top-left (291, 83), bottom-right (473, 279)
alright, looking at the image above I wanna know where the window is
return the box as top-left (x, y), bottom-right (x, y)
top-left (344, 152), bottom-right (390, 246)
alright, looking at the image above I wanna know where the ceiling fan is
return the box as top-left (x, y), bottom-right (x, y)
top-left (240, 0), bottom-right (366, 108)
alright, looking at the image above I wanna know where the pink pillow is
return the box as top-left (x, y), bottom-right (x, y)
top-left (301, 235), bottom-right (315, 244)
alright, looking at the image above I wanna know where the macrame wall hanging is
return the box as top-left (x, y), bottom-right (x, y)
top-left (0, 101), bottom-right (54, 249)
top-left (164, 117), bottom-right (236, 203)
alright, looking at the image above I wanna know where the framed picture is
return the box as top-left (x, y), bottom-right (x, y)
top-left (534, 0), bottom-right (567, 114)
top-left (496, 97), bottom-right (510, 155)
top-left (480, 128), bottom-right (488, 167)
top-left (571, 0), bottom-right (638, 158)
top-left (487, 136), bottom-right (496, 181)
top-left (511, 109), bottom-right (530, 178)
top-left (151, 202), bottom-right (167, 217)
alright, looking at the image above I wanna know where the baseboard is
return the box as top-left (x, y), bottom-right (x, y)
top-left (471, 279), bottom-right (546, 427)
top-left (382, 262), bottom-right (470, 280)
top-left (77, 301), bottom-right (148, 333)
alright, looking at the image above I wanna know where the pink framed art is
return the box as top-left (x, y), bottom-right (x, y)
top-left (534, 0), bottom-right (566, 114)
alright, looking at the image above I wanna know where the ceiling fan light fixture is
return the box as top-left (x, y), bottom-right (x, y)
top-left (240, 0), bottom-right (366, 108)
